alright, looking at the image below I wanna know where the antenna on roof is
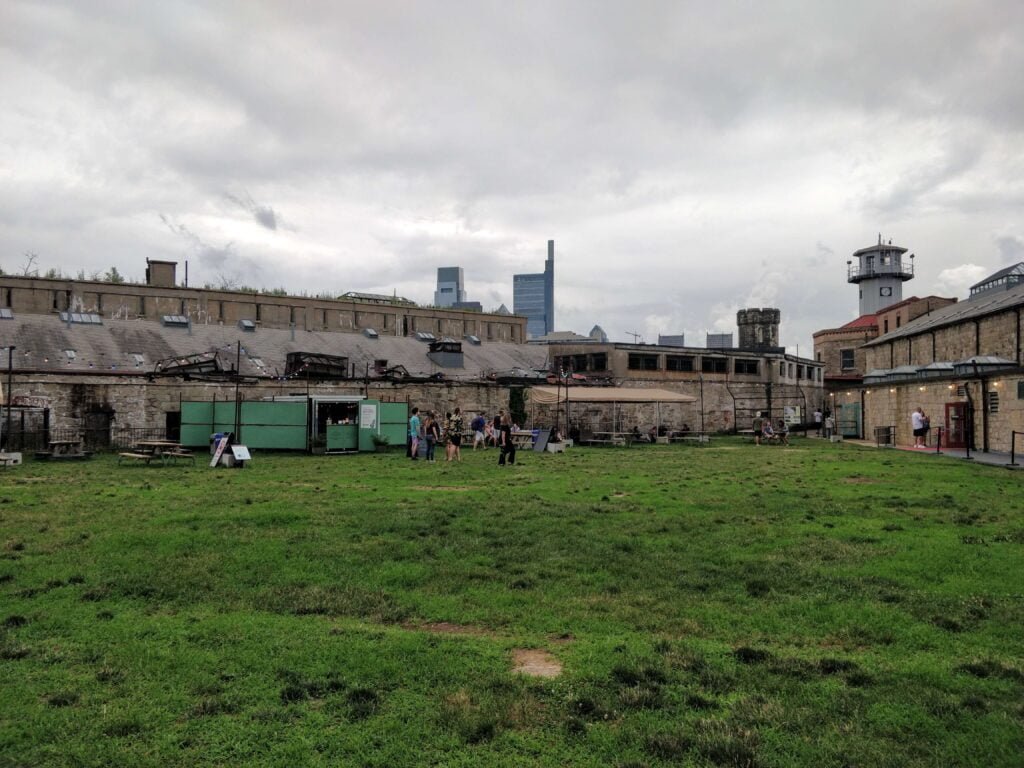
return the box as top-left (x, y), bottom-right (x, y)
top-left (625, 330), bottom-right (643, 344)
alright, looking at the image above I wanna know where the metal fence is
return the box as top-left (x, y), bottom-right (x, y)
top-left (2, 426), bottom-right (171, 453)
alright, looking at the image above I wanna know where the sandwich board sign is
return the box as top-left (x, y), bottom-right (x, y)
top-left (210, 435), bottom-right (230, 468)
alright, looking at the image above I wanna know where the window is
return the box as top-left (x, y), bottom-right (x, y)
top-left (1017, 381), bottom-right (1024, 399)
top-left (840, 349), bottom-right (855, 370)
top-left (701, 357), bottom-right (727, 374)
top-left (797, 365), bottom-right (804, 379)
top-left (880, 287), bottom-right (892, 297)
top-left (896, 315), bottom-right (901, 328)
top-left (987, 391), bottom-right (999, 414)
top-left (734, 359), bottom-right (759, 375)
top-left (666, 356), bottom-right (695, 372)
top-left (3, 288), bottom-right (11, 307)
top-left (779, 362), bottom-right (786, 377)
top-left (255, 303), bottom-right (261, 321)
top-left (218, 301), bottom-right (225, 321)
top-left (883, 318), bottom-right (889, 333)
top-left (628, 353), bottom-right (659, 371)
top-left (816, 352), bottom-right (821, 362)
top-left (591, 353), bottom-right (608, 371)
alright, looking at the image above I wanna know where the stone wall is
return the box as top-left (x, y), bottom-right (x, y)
top-left (864, 308), bottom-right (1023, 371)
top-left (6, 372), bottom-right (823, 439)
top-left (7, 374), bottom-right (515, 434)
top-left (830, 373), bottom-right (1024, 453)
top-left (0, 274), bottom-right (525, 342)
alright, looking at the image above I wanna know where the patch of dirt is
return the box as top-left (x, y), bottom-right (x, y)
top-left (548, 633), bottom-right (575, 645)
top-left (403, 621), bottom-right (494, 637)
top-left (512, 648), bottom-right (562, 678)
top-left (410, 486), bottom-right (474, 492)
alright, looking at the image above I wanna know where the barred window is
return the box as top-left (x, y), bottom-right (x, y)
top-left (666, 356), bottom-right (694, 372)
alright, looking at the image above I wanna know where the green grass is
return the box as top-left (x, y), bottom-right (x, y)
top-left (1, 441), bottom-right (1022, 767)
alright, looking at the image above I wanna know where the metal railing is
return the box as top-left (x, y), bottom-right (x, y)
top-left (2, 426), bottom-right (173, 453)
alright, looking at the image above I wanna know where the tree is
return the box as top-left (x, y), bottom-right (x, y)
top-left (104, 266), bottom-right (125, 284)
top-left (21, 252), bottom-right (39, 276)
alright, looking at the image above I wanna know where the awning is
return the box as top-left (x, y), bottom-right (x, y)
top-left (527, 386), bottom-right (697, 405)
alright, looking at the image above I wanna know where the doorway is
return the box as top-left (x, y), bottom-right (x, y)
top-left (944, 402), bottom-right (968, 448)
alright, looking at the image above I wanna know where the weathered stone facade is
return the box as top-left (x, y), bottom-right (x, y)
top-left (830, 373), bottom-right (1024, 453)
top-left (0, 273), bottom-right (525, 342)
top-left (864, 307), bottom-right (1023, 372)
top-left (8, 373), bottom-right (517, 435)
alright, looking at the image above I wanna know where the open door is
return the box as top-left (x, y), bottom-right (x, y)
top-left (944, 402), bottom-right (967, 449)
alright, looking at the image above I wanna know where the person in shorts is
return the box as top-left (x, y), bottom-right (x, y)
top-left (911, 407), bottom-right (925, 448)
top-left (447, 407), bottom-right (464, 462)
top-left (471, 413), bottom-right (487, 450)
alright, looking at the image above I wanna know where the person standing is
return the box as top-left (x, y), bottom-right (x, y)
top-left (498, 414), bottom-right (516, 466)
top-left (424, 412), bottom-right (441, 462)
top-left (447, 407), bottom-right (464, 462)
top-left (814, 407), bottom-right (823, 437)
top-left (911, 407), bottom-right (925, 448)
top-left (408, 407), bottom-right (421, 460)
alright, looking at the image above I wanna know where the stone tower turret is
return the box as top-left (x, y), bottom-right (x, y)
top-left (737, 307), bottom-right (781, 350)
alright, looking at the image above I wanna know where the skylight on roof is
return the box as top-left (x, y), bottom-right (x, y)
top-left (59, 311), bottom-right (102, 324)
top-left (161, 314), bottom-right (189, 327)
top-left (415, 331), bottom-right (436, 342)
top-left (362, 328), bottom-right (379, 339)
top-left (131, 353), bottom-right (145, 366)
top-left (0, 308), bottom-right (13, 320)
top-left (239, 319), bottom-right (257, 331)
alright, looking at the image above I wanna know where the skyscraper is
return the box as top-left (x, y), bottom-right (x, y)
top-left (513, 240), bottom-right (555, 338)
top-left (434, 267), bottom-right (466, 307)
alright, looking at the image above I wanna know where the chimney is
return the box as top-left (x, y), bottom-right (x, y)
top-left (145, 259), bottom-right (177, 288)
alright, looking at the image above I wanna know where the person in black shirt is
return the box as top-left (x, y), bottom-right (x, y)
top-left (498, 414), bottom-right (516, 466)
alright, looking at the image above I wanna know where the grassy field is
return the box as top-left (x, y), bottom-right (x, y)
top-left (1, 440), bottom-right (1022, 767)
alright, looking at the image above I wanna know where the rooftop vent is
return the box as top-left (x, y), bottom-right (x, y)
top-left (59, 311), bottom-right (102, 325)
top-left (0, 308), bottom-right (13, 319)
top-left (362, 328), bottom-right (379, 339)
top-left (130, 353), bottom-right (145, 367)
top-left (161, 314), bottom-right (189, 327)
top-left (64, 349), bottom-right (76, 360)
top-left (415, 331), bottom-right (436, 342)
top-left (464, 334), bottom-right (481, 345)
top-left (239, 319), bottom-right (257, 331)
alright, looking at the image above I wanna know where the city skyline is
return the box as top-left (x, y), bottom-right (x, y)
top-left (2, 2), bottom-right (1022, 352)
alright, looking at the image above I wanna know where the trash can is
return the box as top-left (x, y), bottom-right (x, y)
top-left (211, 433), bottom-right (224, 455)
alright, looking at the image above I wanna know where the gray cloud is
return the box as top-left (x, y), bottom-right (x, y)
top-left (224, 192), bottom-right (280, 231)
top-left (2, 1), bottom-right (1023, 349)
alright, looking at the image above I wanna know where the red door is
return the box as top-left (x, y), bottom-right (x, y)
top-left (944, 402), bottom-right (967, 448)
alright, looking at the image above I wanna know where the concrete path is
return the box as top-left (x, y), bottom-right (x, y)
top-left (843, 438), bottom-right (1021, 469)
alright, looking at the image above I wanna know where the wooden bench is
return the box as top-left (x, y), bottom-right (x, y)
top-left (118, 452), bottom-right (159, 465)
top-left (164, 449), bottom-right (195, 465)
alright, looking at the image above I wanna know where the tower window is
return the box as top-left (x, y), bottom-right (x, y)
top-left (840, 349), bottom-right (855, 370)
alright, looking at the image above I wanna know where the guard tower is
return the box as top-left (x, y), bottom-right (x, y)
top-left (737, 308), bottom-right (780, 350)
top-left (847, 236), bottom-right (914, 315)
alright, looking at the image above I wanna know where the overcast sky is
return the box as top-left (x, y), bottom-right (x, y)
top-left (2, 1), bottom-right (1023, 352)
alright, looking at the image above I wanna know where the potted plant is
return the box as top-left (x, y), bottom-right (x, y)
top-left (371, 433), bottom-right (390, 453)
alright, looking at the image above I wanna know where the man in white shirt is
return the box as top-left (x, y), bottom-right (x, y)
top-left (911, 408), bottom-right (925, 448)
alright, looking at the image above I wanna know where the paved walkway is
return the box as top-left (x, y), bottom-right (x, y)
top-left (843, 438), bottom-right (1021, 469)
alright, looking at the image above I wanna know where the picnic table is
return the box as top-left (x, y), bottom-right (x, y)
top-left (510, 431), bottom-right (535, 449)
top-left (586, 431), bottom-right (631, 447)
top-left (119, 440), bottom-right (195, 466)
top-left (36, 438), bottom-right (89, 460)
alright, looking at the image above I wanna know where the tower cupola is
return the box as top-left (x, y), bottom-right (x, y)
top-left (847, 235), bottom-right (914, 315)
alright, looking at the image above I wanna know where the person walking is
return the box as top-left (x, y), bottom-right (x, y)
top-left (814, 407), bottom-right (823, 437)
top-left (471, 412), bottom-right (487, 450)
top-left (911, 407), bottom-right (926, 448)
top-left (498, 414), bottom-right (516, 466)
top-left (408, 407), bottom-right (421, 460)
